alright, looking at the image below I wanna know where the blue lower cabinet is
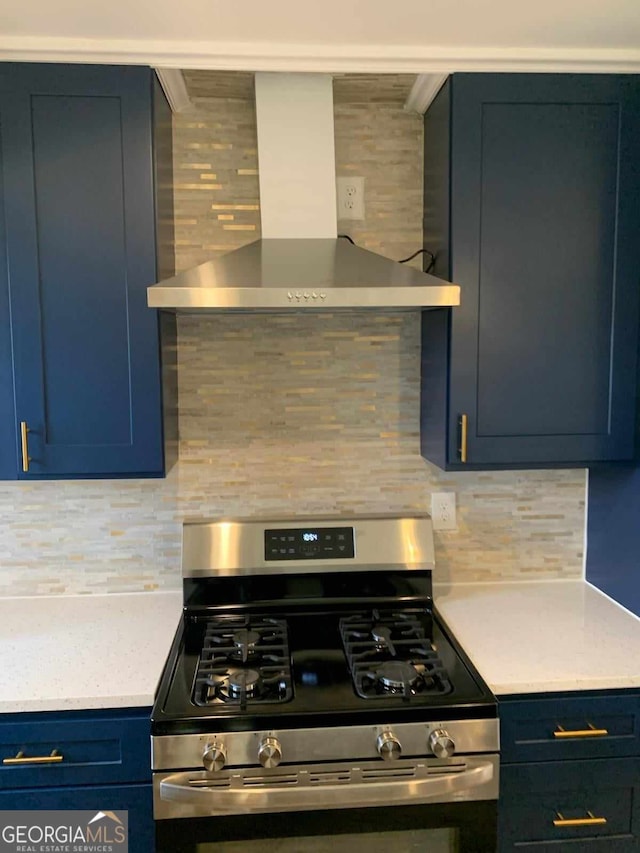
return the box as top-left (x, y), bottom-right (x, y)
top-left (499, 691), bottom-right (640, 852)
top-left (0, 708), bottom-right (154, 852)
top-left (0, 63), bottom-right (173, 479)
top-left (0, 783), bottom-right (154, 853)
top-left (499, 759), bottom-right (640, 851)
top-left (499, 693), bottom-right (640, 764)
top-left (0, 708), bottom-right (152, 790)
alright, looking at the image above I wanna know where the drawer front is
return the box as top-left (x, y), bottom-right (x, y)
top-left (0, 782), bottom-right (153, 853)
top-left (0, 708), bottom-right (151, 789)
top-left (500, 693), bottom-right (640, 763)
top-left (499, 758), bottom-right (640, 851)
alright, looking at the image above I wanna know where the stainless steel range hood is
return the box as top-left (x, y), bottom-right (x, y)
top-left (148, 72), bottom-right (460, 313)
top-left (147, 238), bottom-right (459, 312)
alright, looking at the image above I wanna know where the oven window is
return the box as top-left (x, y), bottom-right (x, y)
top-left (195, 828), bottom-right (457, 853)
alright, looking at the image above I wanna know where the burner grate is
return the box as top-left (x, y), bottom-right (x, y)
top-left (193, 615), bottom-right (293, 707)
top-left (340, 610), bottom-right (453, 699)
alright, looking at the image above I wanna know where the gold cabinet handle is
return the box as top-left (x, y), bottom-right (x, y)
top-left (554, 811), bottom-right (607, 827)
top-left (459, 414), bottom-right (468, 463)
top-left (20, 421), bottom-right (31, 473)
top-left (554, 723), bottom-right (609, 739)
top-left (3, 748), bottom-right (63, 765)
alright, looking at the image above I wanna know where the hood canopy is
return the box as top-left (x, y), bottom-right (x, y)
top-left (147, 238), bottom-right (460, 312)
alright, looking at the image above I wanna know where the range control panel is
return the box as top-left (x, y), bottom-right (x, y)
top-left (265, 527), bottom-right (355, 561)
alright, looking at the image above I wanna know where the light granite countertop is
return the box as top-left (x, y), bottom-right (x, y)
top-left (435, 579), bottom-right (640, 695)
top-left (0, 591), bottom-right (183, 713)
top-left (1, 581), bottom-right (639, 714)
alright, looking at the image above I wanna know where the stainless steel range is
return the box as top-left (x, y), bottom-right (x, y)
top-left (152, 515), bottom-right (499, 853)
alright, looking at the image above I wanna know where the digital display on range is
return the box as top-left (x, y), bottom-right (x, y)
top-left (265, 527), bottom-right (355, 561)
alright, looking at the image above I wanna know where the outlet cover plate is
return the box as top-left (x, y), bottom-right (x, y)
top-left (337, 176), bottom-right (365, 220)
top-left (431, 492), bottom-right (457, 531)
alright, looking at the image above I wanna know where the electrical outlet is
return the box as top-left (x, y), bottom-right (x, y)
top-left (431, 492), bottom-right (457, 531)
top-left (336, 176), bottom-right (365, 220)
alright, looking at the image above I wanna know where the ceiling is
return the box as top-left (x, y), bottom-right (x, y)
top-left (1, 0), bottom-right (640, 72)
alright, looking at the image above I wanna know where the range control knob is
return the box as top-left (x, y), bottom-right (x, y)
top-left (429, 729), bottom-right (455, 759)
top-left (376, 731), bottom-right (402, 761)
top-left (258, 736), bottom-right (282, 768)
top-left (202, 741), bottom-right (227, 772)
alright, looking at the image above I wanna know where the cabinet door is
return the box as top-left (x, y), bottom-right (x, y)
top-left (499, 758), bottom-right (640, 851)
top-left (446, 74), bottom-right (640, 467)
top-left (0, 64), bottom-right (163, 477)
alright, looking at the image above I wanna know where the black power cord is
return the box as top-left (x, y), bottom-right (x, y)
top-left (398, 248), bottom-right (436, 273)
top-left (338, 234), bottom-right (437, 273)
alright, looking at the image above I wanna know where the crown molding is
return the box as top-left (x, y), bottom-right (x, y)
top-left (2, 37), bottom-right (640, 73)
top-left (154, 68), bottom-right (191, 113)
top-left (405, 74), bottom-right (448, 114)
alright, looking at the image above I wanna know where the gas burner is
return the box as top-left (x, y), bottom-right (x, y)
top-left (209, 621), bottom-right (283, 663)
top-left (371, 625), bottom-right (396, 655)
top-left (192, 615), bottom-right (294, 707)
top-left (376, 661), bottom-right (421, 691)
top-left (233, 629), bottom-right (260, 648)
top-left (231, 629), bottom-right (261, 662)
top-left (228, 668), bottom-right (261, 697)
top-left (360, 658), bottom-right (445, 697)
top-left (360, 657), bottom-right (450, 698)
top-left (342, 611), bottom-right (423, 645)
top-left (201, 667), bottom-right (290, 705)
top-left (340, 610), bottom-right (453, 700)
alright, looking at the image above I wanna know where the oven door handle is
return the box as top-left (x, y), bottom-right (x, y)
top-left (159, 760), bottom-right (495, 814)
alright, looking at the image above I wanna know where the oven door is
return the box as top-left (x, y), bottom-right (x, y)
top-left (154, 754), bottom-right (499, 853)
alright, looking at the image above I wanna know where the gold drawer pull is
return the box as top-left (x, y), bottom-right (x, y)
top-left (554, 811), bottom-right (607, 828)
top-left (20, 421), bottom-right (32, 473)
top-left (554, 723), bottom-right (609, 739)
top-left (3, 749), bottom-right (63, 765)
top-left (459, 414), bottom-right (468, 463)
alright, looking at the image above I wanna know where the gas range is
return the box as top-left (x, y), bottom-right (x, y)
top-left (152, 515), bottom-right (499, 850)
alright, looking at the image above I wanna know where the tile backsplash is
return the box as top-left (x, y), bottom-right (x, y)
top-left (0, 308), bottom-right (586, 596)
top-left (0, 81), bottom-right (587, 596)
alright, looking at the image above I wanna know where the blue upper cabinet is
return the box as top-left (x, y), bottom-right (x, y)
top-left (421, 74), bottom-right (640, 470)
top-left (0, 64), bottom-right (173, 478)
